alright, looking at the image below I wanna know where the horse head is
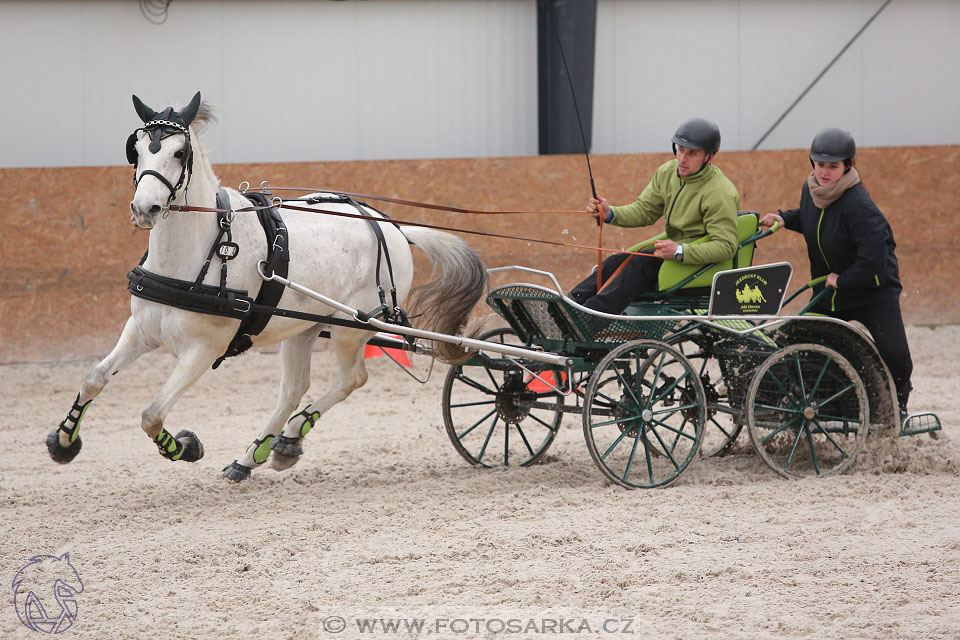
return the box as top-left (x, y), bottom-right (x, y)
top-left (12, 553), bottom-right (85, 633)
top-left (127, 92), bottom-right (202, 229)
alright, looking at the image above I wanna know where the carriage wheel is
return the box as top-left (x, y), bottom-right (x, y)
top-left (582, 340), bottom-right (705, 488)
top-left (441, 327), bottom-right (563, 468)
top-left (746, 343), bottom-right (868, 479)
top-left (667, 338), bottom-right (742, 458)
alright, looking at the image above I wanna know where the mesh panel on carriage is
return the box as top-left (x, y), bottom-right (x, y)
top-left (486, 284), bottom-right (678, 349)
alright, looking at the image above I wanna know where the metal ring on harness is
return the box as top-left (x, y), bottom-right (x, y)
top-left (238, 180), bottom-right (250, 193)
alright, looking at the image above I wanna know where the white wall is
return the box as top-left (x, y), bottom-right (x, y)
top-left (2, 0), bottom-right (958, 168)
top-left (0, 0), bottom-right (537, 168)
top-left (593, 0), bottom-right (960, 154)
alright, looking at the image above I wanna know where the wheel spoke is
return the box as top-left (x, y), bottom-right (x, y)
top-left (792, 351), bottom-right (808, 399)
top-left (515, 424), bottom-right (536, 457)
top-left (805, 427), bottom-right (821, 475)
top-left (450, 398), bottom-right (497, 409)
top-left (709, 416), bottom-right (736, 439)
top-left (781, 421), bottom-right (806, 472)
top-left (594, 388), bottom-right (637, 415)
top-left (527, 411), bottom-right (561, 433)
top-left (809, 418), bottom-right (854, 458)
top-left (647, 423), bottom-right (681, 470)
top-left (621, 424), bottom-right (644, 483)
top-left (475, 415), bottom-right (499, 463)
top-left (814, 381), bottom-right (858, 409)
top-left (650, 370), bottom-right (691, 406)
top-left (456, 373), bottom-right (498, 396)
top-left (457, 408), bottom-right (497, 440)
top-left (760, 414), bottom-right (802, 444)
top-left (649, 416), bottom-right (698, 442)
top-left (599, 422), bottom-right (638, 461)
top-left (590, 414), bottom-right (644, 429)
top-left (612, 361), bottom-right (643, 408)
top-left (808, 353), bottom-right (834, 401)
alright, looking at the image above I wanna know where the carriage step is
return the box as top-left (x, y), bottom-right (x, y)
top-left (899, 412), bottom-right (942, 437)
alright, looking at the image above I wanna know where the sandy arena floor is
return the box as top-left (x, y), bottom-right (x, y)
top-left (2, 325), bottom-right (958, 639)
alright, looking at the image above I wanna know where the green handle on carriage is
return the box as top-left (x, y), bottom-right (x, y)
top-left (782, 275), bottom-right (832, 312)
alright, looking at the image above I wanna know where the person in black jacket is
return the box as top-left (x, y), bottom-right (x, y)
top-left (761, 128), bottom-right (913, 422)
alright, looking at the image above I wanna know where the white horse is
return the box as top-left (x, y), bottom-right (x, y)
top-left (46, 92), bottom-right (487, 482)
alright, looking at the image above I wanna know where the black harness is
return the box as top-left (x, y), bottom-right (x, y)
top-left (127, 190), bottom-right (411, 369)
top-left (128, 189), bottom-right (290, 367)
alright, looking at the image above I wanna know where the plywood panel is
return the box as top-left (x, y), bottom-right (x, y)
top-left (1, 145), bottom-right (957, 362)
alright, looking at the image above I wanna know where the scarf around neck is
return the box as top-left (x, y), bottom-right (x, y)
top-left (807, 167), bottom-right (860, 209)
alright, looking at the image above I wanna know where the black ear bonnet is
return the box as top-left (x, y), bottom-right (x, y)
top-left (126, 92), bottom-right (200, 166)
top-left (127, 92), bottom-right (201, 201)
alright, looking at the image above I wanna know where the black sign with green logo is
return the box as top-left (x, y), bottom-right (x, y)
top-left (709, 262), bottom-right (793, 315)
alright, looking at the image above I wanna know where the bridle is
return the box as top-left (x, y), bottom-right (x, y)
top-left (126, 118), bottom-right (194, 207)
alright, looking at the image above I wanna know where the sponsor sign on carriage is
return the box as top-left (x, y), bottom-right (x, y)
top-left (708, 262), bottom-right (792, 315)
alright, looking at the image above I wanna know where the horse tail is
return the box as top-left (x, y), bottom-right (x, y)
top-left (400, 227), bottom-right (488, 364)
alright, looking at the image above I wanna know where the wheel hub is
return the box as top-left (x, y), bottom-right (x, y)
top-left (495, 376), bottom-right (533, 423)
top-left (803, 406), bottom-right (816, 420)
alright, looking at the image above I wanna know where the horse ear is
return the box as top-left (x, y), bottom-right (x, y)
top-left (132, 95), bottom-right (156, 123)
top-left (180, 92), bottom-right (202, 126)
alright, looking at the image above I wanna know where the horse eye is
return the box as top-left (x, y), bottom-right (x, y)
top-left (174, 150), bottom-right (185, 159)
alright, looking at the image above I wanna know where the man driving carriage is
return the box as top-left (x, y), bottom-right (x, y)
top-left (570, 117), bottom-right (741, 314)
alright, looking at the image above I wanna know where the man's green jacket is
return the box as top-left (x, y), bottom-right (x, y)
top-left (609, 159), bottom-right (740, 265)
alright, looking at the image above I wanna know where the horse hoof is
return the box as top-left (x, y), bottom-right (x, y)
top-left (270, 451), bottom-right (300, 471)
top-left (270, 434), bottom-right (303, 458)
top-left (46, 430), bottom-right (82, 464)
top-left (222, 461), bottom-right (251, 482)
top-left (174, 429), bottom-right (204, 462)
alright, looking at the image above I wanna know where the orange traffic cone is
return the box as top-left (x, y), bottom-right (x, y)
top-left (526, 371), bottom-right (566, 393)
top-left (364, 336), bottom-right (412, 368)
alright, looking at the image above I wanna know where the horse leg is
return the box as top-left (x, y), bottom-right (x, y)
top-left (140, 345), bottom-right (221, 463)
top-left (222, 329), bottom-right (318, 482)
top-left (47, 317), bottom-right (155, 463)
top-left (269, 327), bottom-right (371, 469)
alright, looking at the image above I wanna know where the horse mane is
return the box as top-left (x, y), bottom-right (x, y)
top-left (192, 101), bottom-right (217, 132)
top-left (189, 101), bottom-right (218, 175)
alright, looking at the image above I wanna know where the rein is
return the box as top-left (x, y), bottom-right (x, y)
top-left (275, 200), bottom-right (655, 259)
top-left (256, 186), bottom-right (583, 215)
top-left (166, 186), bottom-right (653, 259)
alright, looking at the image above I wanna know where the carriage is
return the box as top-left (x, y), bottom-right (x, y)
top-left (47, 92), bottom-right (939, 487)
top-left (437, 213), bottom-right (941, 488)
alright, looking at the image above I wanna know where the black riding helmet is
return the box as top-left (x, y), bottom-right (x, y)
top-left (810, 127), bottom-right (856, 166)
top-left (671, 117), bottom-right (721, 155)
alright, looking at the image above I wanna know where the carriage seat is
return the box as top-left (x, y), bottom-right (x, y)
top-left (624, 212), bottom-right (760, 294)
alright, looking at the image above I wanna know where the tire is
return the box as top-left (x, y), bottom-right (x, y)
top-left (441, 327), bottom-right (563, 467)
top-left (746, 343), bottom-right (868, 479)
top-left (582, 340), bottom-right (705, 488)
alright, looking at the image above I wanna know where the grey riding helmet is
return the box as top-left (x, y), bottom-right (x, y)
top-left (671, 117), bottom-right (721, 155)
top-left (810, 127), bottom-right (856, 165)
